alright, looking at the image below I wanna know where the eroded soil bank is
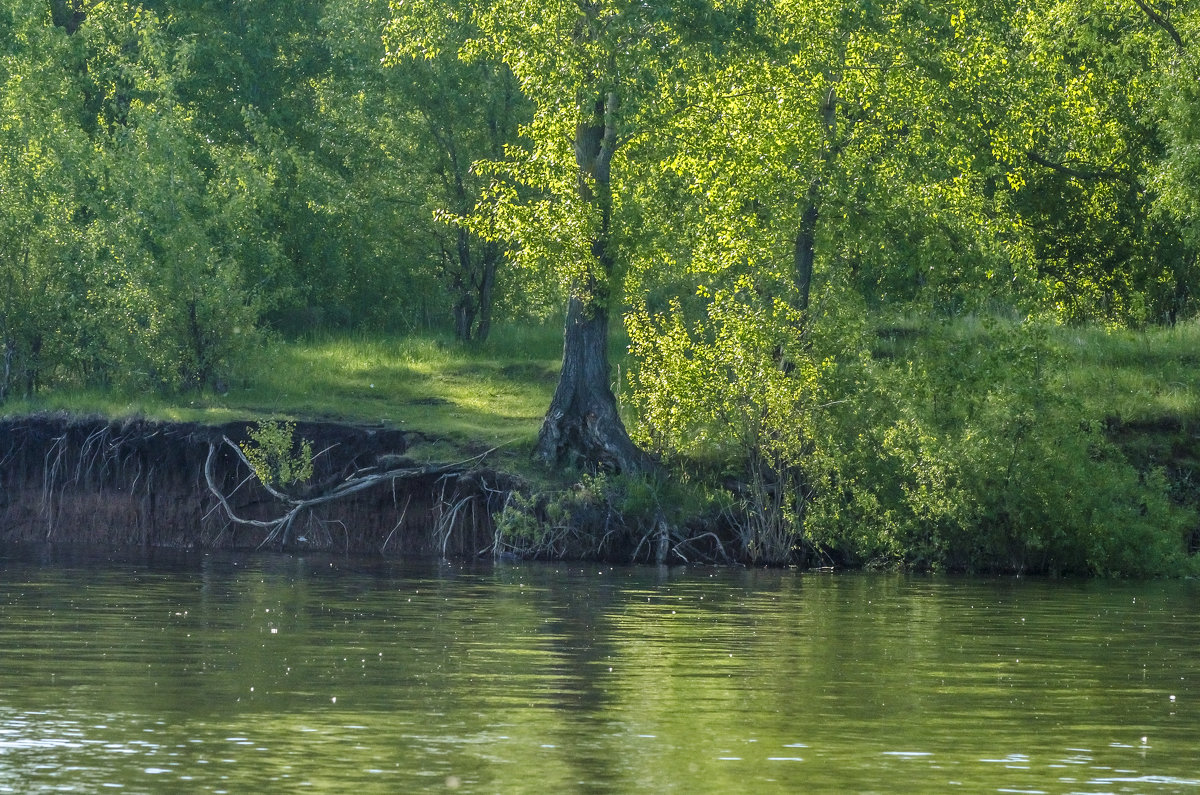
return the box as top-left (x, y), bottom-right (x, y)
top-left (0, 415), bottom-right (515, 555)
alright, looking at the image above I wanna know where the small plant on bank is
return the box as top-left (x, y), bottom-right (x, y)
top-left (239, 420), bottom-right (314, 492)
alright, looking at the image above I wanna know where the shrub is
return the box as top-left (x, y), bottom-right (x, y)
top-left (239, 420), bottom-right (314, 492)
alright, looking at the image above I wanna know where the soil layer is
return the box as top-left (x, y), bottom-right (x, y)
top-left (0, 414), bottom-right (514, 556)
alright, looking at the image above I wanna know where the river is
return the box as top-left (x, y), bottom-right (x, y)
top-left (0, 548), bottom-right (1196, 792)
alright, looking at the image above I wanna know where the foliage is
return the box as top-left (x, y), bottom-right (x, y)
top-left (0, 0), bottom-right (91, 400)
top-left (993, 0), bottom-right (1200, 323)
top-left (628, 278), bottom-right (864, 564)
top-left (820, 318), bottom-right (1191, 575)
top-left (631, 300), bottom-right (1194, 573)
top-left (315, 0), bottom-right (533, 338)
top-left (239, 420), bottom-right (314, 490)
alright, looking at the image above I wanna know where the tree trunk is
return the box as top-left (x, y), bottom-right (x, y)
top-left (449, 233), bottom-right (498, 343)
top-left (533, 295), bottom-right (650, 473)
top-left (24, 334), bottom-right (40, 398)
top-left (794, 193), bottom-right (818, 312)
top-left (533, 89), bottom-right (651, 473)
top-left (1, 336), bottom-right (13, 403)
top-left (474, 242), bottom-right (499, 343)
top-left (451, 227), bottom-right (475, 342)
top-left (186, 299), bottom-right (210, 391)
top-left (452, 300), bottom-right (474, 342)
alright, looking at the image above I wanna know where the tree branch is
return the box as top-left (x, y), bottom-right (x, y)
top-left (1025, 151), bottom-right (1142, 190)
top-left (1131, 0), bottom-right (1184, 50)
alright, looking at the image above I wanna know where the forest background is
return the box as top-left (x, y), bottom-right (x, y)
top-left (2, 0), bottom-right (1198, 574)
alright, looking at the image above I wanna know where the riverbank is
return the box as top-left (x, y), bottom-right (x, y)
top-left (0, 414), bottom-right (518, 556)
top-left (2, 320), bottom-right (1197, 574)
top-left (2, 408), bottom-right (1195, 574)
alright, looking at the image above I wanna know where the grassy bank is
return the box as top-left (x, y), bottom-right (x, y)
top-left (869, 316), bottom-right (1200, 423)
top-left (4, 316), bottom-right (1197, 473)
top-left (1, 324), bottom-right (567, 472)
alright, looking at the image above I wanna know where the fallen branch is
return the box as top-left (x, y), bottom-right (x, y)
top-left (672, 531), bottom-right (732, 565)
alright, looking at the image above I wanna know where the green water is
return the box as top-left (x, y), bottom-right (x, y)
top-left (0, 549), bottom-right (1197, 793)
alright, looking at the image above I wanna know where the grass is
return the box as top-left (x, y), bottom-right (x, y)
top-left (238, 327), bottom-right (563, 445)
top-left (2, 324), bottom-right (569, 471)
top-left (872, 313), bottom-right (1200, 477)
top-left (1052, 319), bottom-right (1200, 429)
top-left (873, 313), bottom-right (1200, 430)
top-left (1049, 319), bottom-right (1200, 479)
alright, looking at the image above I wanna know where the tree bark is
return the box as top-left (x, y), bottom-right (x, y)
top-left (1, 336), bottom-right (13, 403)
top-left (534, 295), bottom-right (650, 473)
top-left (474, 241), bottom-right (499, 343)
top-left (448, 233), bottom-right (499, 343)
top-left (451, 228), bottom-right (477, 342)
top-left (1025, 151), bottom-right (1141, 190)
top-left (792, 87), bottom-right (839, 313)
top-left (24, 334), bottom-right (40, 398)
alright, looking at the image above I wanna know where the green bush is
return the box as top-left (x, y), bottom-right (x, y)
top-left (816, 318), bottom-right (1192, 575)
top-left (630, 296), bottom-right (1194, 574)
top-left (239, 420), bottom-right (314, 492)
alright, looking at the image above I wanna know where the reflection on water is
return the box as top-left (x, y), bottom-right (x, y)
top-left (1, 547), bottom-right (1197, 792)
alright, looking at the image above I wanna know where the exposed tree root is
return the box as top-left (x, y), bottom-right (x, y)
top-left (205, 436), bottom-right (499, 553)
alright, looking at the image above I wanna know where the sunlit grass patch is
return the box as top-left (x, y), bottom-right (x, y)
top-left (1050, 318), bottom-right (1200, 426)
top-left (230, 328), bottom-right (564, 445)
top-left (3, 326), bottom-right (567, 461)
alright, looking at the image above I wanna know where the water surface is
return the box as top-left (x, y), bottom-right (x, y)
top-left (1, 548), bottom-right (1197, 792)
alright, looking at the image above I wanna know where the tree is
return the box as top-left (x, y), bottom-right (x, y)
top-left (333, 0), bottom-right (527, 341)
top-left (0, 0), bottom-right (90, 400)
top-left (1131, 0), bottom-right (1199, 320)
top-left (624, 0), bottom-right (1092, 561)
top-left (973, 0), bottom-right (1199, 322)
top-left (625, 0), bottom-right (1199, 566)
top-left (387, 0), bottom-right (750, 471)
top-left (79, 2), bottom-right (276, 390)
top-left (405, 54), bottom-right (520, 342)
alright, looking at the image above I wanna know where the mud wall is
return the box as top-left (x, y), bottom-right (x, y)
top-left (0, 415), bottom-right (512, 556)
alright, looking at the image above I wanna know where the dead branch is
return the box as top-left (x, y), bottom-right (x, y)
top-left (672, 531), bottom-right (732, 565)
top-left (631, 523), bottom-right (656, 564)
